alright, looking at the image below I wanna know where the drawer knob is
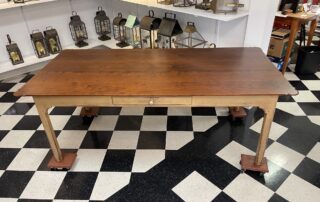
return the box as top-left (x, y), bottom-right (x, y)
top-left (149, 99), bottom-right (154, 105)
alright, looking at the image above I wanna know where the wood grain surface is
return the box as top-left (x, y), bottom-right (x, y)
top-left (15, 48), bottom-right (297, 97)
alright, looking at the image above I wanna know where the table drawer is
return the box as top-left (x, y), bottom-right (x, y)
top-left (112, 96), bottom-right (192, 106)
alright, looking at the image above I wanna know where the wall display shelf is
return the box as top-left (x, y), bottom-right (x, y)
top-left (121, 0), bottom-right (249, 22)
top-left (0, 0), bottom-right (58, 11)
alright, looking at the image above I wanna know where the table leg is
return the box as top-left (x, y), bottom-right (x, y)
top-left (35, 100), bottom-right (76, 169)
top-left (307, 19), bottom-right (318, 46)
top-left (282, 19), bottom-right (300, 74)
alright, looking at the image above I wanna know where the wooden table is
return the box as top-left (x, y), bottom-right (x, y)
top-left (15, 48), bottom-right (297, 172)
top-left (277, 12), bottom-right (319, 74)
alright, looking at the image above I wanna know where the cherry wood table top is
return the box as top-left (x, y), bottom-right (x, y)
top-left (15, 48), bottom-right (297, 97)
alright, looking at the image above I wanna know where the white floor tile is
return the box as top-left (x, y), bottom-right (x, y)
top-left (302, 80), bottom-right (320, 91)
top-left (216, 141), bottom-right (254, 169)
top-left (25, 105), bottom-right (39, 115)
top-left (266, 142), bottom-right (304, 172)
top-left (0, 103), bottom-right (14, 115)
top-left (172, 171), bottom-right (221, 202)
top-left (284, 72), bottom-right (300, 81)
top-left (276, 102), bottom-right (306, 116)
top-left (307, 142), bottom-right (320, 163)
top-left (140, 116), bottom-right (167, 131)
top-left (224, 174), bottom-right (274, 202)
top-left (167, 107), bottom-right (192, 116)
top-left (37, 115), bottom-right (70, 130)
top-left (1, 74), bottom-right (26, 83)
top-left (250, 119), bottom-right (288, 140)
top-left (277, 174), bottom-right (320, 202)
top-left (57, 130), bottom-right (86, 149)
top-left (192, 116), bottom-right (218, 132)
top-left (72, 107), bottom-right (82, 115)
top-left (0, 198), bottom-right (18, 202)
top-left (120, 107), bottom-right (145, 115)
top-left (16, 96), bottom-right (34, 103)
top-left (20, 171), bottom-right (66, 199)
top-left (71, 149), bottom-right (106, 172)
top-left (53, 200), bottom-right (88, 202)
top-left (0, 115), bottom-right (23, 130)
top-left (0, 170), bottom-right (3, 178)
top-left (0, 130), bottom-right (34, 148)
top-left (292, 90), bottom-right (319, 102)
top-left (308, 115), bottom-right (320, 126)
top-left (108, 131), bottom-right (139, 149)
top-left (132, 150), bottom-right (165, 173)
top-left (0, 92), bottom-right (4, 98)
top-left (90, 172), bottom-right (131, 200)
top-left (166, 131), bottom-right (194, 150)
top-left (8, 83), bottom-right (25, 92)
top-left (215, 107), bottom-right (229, 116)
top-left (7, 148), bottom-right (49, 171)
top-left (315, 72), bottom-right (320, 79)
top-left (89, 115), bottom-right (118, 131)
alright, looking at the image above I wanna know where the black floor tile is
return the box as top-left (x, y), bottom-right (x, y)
top-left (268, 193), bottom-right (288, 202)
top-left (18, 199), bottom-right (52, 202)
top-left (0, 148), bottom-right (20, 170)
top-left (80, 131), bottom-right (113, 149)
top-left (100, 150), bottom-right (135, 172)
top-left (0, 83), bottom-right (15, 91)
top-left (144, 107), bottom-right (168, 115)
top-left (55, 172), bottom-right (98, 200)
top-left (0, 92), bottom-right (20, 102)
top-left (4, 103), bottom-right (34, 115)
top-left (20, 74), bottom-right (34, 83)
top-left (289, 81), bottom-right (308, 90)
top-left (293, 157), bottom-right (320, 188)
top-left (13, 115), bottom-right (41, 130)
top-left (115, 116), bottom-right (142, 131)
top-left (233, 130), bottom-right (273, 153)
top-left (0, 171), bottom-right (34, 198)
top-left (50, 107), bottom-right (76, 115)
top-left (312, 91), bottom-right (320, 101)
top-left (99, 107), bottom-right (122, 115)
top-left (278, 95), bottom-right (295, 102)
top-left (213, 192), bottom-right (236, 202)
top-left (63, 116), bottom-right (93, 130)
top-left (191, 107), bottom-right (216, 116)
top-left (24, 130), bottom-right (60, 148)
top-left (298, 103), bottom-right (320, 115)
top-left (137, 131), bottom-right (166, 149)
top-left (296, 74), bottom-right (319, 80)
top-left (167, 116), bottom-right (193, 131)
top-left (0, 130), bottom-right (9, 142)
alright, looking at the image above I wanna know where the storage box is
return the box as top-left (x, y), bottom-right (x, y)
top-left (268, 37), bottom-right (289, 58)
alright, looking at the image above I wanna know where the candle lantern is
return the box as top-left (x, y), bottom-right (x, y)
top-left (30, 30), bottom-right (49, 58)
top-left (69, 11), bottom-right (88, 47)
top-left (44, 27), bottom-right (62, 54)
top-left (140, 10), bottom-right (161, 49)
top-left (113, 12), bottom-right (128, 48)
top-left (157, 0), bottom-right (173, 5)
top-left (94, 6), bottom-right (111, 41)
top-left (157, 13), bottom-right (183, 49)
top-left (13, 0), bottom-right (25, 3)
top-left (173, 0), bottom-right (196, 7)
top-left (195, 0), bottom-right (211, 10)
top-left (124, 15), bottom-right (140, 48)
top-left (211, 0), bottom-right (244, 14)
top-left (174, 22), bottom-right (207, 48)
top-left (6, 34), bottom-right (23, 65)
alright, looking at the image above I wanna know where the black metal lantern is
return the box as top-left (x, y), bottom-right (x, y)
top-left (140, 10), bottom-right (161, 49)
top-left (44, 27), bottom-right (62, 54)
top-left (211, 0), bottom-right (244, 14)
top-left (157, 13), bottom-right (183, 49)
top-left (94, 6), bottom-right (111, 41)
top-left (195, 0), bottom-right (212, 10)
top-left (113, 12), bottom-right (128, 48)
top-left (6, 34), bottom-right (23, 65)
top-left (30, 30), bottom-right (49, 58)
top-left (125, 15), bottom-right (140, 48)
top-left (13, 0), bottom-right (25, 3)
top-left (157, 0), bottom-right (173, 5)
top-left (173, 0), bottom-right (196, 7)
top-left (69, 11), bottom-right (88, 47)
top-left (174, 22), bottom-right (207, 48)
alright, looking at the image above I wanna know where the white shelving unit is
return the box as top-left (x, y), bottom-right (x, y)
top-left (0, 0), bottom-right (58, 10)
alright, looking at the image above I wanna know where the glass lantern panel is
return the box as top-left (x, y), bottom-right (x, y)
top-left (100, 20), bottom-right (110, 34)
top-left (95, 19), bottom-right (102, 33)
top-left (141, 29), bottom-right (151, 48)
top-left (175, 32), bottom-right (206, 48)
top-left (157, 35), bottom-right (176, 49)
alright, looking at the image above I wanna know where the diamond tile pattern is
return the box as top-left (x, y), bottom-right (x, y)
top-left (0, 71), bottom-right (319, 201)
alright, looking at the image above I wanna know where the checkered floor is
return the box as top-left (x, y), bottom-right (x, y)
top-left (0, 69), bottom-right (319, 202)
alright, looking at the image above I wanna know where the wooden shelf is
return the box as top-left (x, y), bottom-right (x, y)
top-left (0, 0), bottom-right (58, 11)
top-left (121, 0), bottom-right (249, 22)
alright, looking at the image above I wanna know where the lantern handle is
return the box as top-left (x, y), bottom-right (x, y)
top-left (207, 43), bottom-right (217, 48)
top-left (46, 26), bottom-right (53, 30)
top-left (149, 10), bottom-right (154, 17)
top-left (165, 12), bottom-right (176, 19)
top-left (117, 12), bottom-right (122, 18)
top-left (98, 6), bottom-right (103, 11)
top-left (72, 11), bottom-right (77, 16)
top-left (32, 29), bottom-right (41, 34)
top-left (7, 34), bottom-right (12, 44)
top-left (187, 22), bottom-right (195, 26)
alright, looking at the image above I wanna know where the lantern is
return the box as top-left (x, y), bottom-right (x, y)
top-left (113, 12), bottom-right (128, 48)
top-left (94, 6), bottom-right (111, 41)
top-left (6, 34), bottom-right (23, 65)
top-left (173, 0), bottom-right (196, 7)
top-left (30, 30), bottom-right (49, 58)
top-left (124, 15), bottom-right (140, 48)
top-left (13, 0), bottom-right (25, 3)
top-left (211, 0), bottom-right (244, 14)
top-left (174, 22), bottom-right (207, 48)
top-left (69, 11), bottom-right (88, 47)
top-left (44, 27), bottom-right (62, 54)
top-left (157, 13), bottom-right (183, 49)
top-left (157, 0), bottom-right (173, 5)
top-left (140, 10), bottom-right (161, 49)
top-left (195, 0), bottom-right (211, 10)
